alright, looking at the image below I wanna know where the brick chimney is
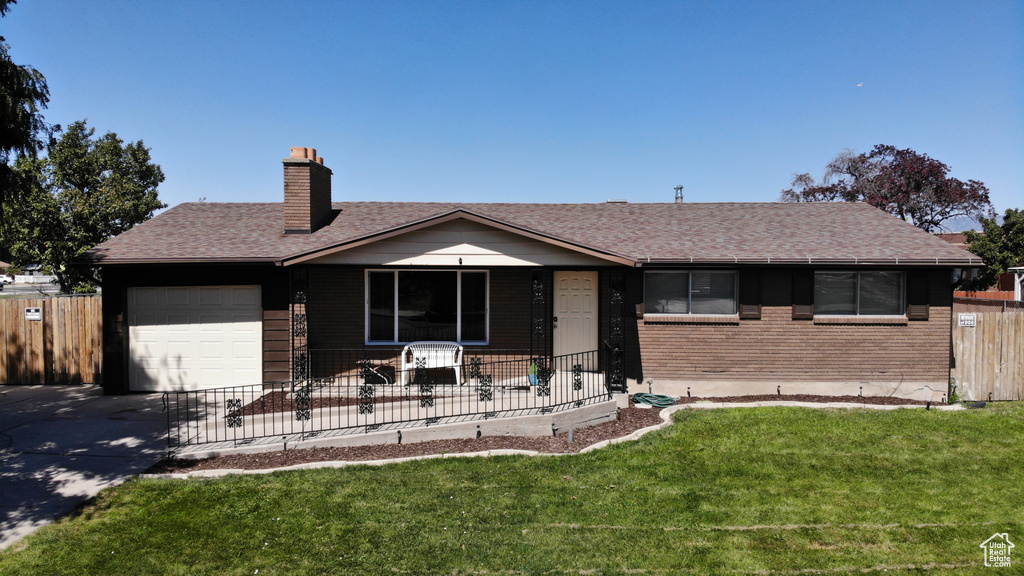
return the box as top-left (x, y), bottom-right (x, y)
top-left (283, 146), bottom-right (333, 234)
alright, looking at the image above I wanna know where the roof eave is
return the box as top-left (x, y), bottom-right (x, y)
top-left (278, 208), bottom-right (636, 267)
top-left (77, 256), bottom-right (281, 266)
top-left (636, 257), bottom-right (980, 266)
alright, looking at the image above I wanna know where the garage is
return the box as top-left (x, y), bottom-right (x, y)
top-left (128, 286), bottom-right (262, 391)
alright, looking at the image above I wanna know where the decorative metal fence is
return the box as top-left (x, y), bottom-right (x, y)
top-left (308, 348), bottom-right (536, 385)
top-left (164, 350), bottom-right (610, 449)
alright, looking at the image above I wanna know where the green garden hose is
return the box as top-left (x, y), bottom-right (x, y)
top-left (631, 393), bottom-right (677, 408)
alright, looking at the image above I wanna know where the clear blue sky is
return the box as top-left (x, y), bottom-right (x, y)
top-left (5, 1), bottom-right (1022, 221)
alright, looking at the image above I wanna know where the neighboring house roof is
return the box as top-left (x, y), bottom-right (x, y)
top-left (80, 201), bottom-right (979, 267)
top-left (935, 232), bottom-right (968, 246)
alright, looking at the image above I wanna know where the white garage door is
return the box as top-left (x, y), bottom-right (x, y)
top-left (128, 286), bottom-right (262, 391)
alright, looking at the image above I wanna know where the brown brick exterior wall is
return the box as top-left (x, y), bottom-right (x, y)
top-left (304, 265), bottom-right (952, 387)
top-left (284, 159), bottom-right (332, 233)
top-left (306, 267), bottom-right (532, 349)
top-left (637, 305), bottom-right (951, 383)
top-left (636, 268), bottom-right (953, 384)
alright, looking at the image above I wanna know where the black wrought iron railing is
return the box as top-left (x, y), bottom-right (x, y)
top-left (164, 350), bottom-right (611, 449)
top-left (308, 348), bottom-right (536, 385)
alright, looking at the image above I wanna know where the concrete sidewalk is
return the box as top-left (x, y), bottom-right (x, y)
top-left (0, 385), bottom-right (166, 550)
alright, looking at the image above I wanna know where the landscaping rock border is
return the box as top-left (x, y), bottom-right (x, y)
top-left (143, 395), bottom-right (958, 478)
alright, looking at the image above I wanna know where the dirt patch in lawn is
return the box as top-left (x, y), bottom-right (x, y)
top-left (147, 395), bottom-right (929, 474)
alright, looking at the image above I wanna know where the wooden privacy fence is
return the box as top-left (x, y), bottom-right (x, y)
top-left (951, 298), bottom-right (1024, 401)
top-left (0, 295), bottom-right (102, 385)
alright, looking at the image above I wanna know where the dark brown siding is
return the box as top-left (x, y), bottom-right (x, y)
top-left (263, 310), bottom-right (290, 383)
top-left (101, 286), bottom-right (126, 394)
top-left (488, 268), bottom-right (532, 349)
top-left (308, 267), bottom-right (364, 348)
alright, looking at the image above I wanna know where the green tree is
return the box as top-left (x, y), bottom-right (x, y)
top-left (8, 120), bottom-right (166, 292)
top-left (962, 208), bottom-right (1024, 291)
top-left (781, 145), bottom-right (994, 232)
top-left (0, 0), bottom-right (51, 232)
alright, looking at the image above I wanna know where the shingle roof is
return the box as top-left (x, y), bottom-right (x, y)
top-left (80, 201), bottom-right (979, 266)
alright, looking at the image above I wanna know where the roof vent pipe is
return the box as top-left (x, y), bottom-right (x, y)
top-left (674, 185), bottom-right (684, 203)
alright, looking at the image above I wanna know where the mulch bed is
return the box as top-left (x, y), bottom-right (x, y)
top-left (237, 391), bottom-right (444, 416)
top-left (146, 395), bottom-right (929, 474)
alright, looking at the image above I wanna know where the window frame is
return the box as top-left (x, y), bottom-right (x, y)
top-left (643, 270), bottom-right (739, 317)
top-left (364, 269), bottom-right (490, 345)
top-left (813, 270), bottom-right (905, 316)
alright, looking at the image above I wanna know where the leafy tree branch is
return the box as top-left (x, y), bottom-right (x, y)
top-left (780, 145), bottom-right (995, 232)
top-left (7, 121), bottom-right (166, 292)
top-left (0, 0), bottom-right (50, 232)
top-left (962, 209), bottom-right (1024, 291)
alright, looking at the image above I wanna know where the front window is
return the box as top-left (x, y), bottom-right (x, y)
top-left (644, 271), bottom-right (737, 315)
top-left (814, 271), bottom-right (903, 315)
top-left (367, 270), bottom-right (488, 343)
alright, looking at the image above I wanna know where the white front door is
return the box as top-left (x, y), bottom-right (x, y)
top-left (553, 271), bottom-right (599, 370)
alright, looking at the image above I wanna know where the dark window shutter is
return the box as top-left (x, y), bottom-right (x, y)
top-left (906, 270), bottom-right (929, 320)
top-left (792, 270), bottom-right (814, 319)
top-left (738, 270), bottom-right (761, 319)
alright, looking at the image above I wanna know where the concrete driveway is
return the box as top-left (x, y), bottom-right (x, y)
top-left (0, 385), bottom-right (166, 550)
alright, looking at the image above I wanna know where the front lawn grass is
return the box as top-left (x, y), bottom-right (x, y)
top-left (2, 404), bottom-right (1022, 575)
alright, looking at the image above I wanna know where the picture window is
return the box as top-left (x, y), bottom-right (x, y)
top-left (367, 270), bottom-right (488, 343)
